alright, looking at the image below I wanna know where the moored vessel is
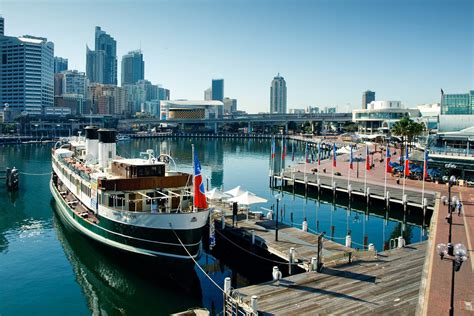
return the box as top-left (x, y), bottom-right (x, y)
top-left (50, 126), bottom-right (209, 261)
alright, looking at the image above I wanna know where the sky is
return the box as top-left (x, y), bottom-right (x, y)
top-left (1, 0), bottom-right (473, 113)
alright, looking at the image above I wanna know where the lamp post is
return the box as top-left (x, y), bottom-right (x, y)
top-left (357, 153), bottom-right (361, 178)
top-left (436, 243), bottom-right (469, 316)
top-left (274, 193), bottom-right (282, 241)
top-left (444, 175), bottom-right (457, 255)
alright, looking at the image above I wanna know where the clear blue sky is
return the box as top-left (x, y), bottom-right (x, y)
top-left (1, 0), bottom-right (472, 113)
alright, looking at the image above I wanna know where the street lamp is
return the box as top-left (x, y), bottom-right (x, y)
top-left (444, 175), bottom-right (457, 255)
top-left (274, 193), bottom-right (282, 241)
top-left (436, 243), bottom-right (469, 316)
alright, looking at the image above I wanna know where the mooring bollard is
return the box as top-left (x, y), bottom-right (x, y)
top-left (224, 277), bottom-right (231, 295)
top-left (398, 236), bottom-right (405, 248)
top-left (250, 295), bottom-right (258, 313)
top-left (368, 243), bottom-right (375, 251)
top-left (272, 266), bottom-right (282, 285)
top-left (311, 257), bottom-right (317, 271)
top-left (302, 219), bottom-right (308, 232)
top-left (289, 247), bottom-right (295, 275)
top-left (345, 235), bottom-right (352, 248)
top-left (251, 230), bottom-right (255, 245)
top-left (366, 187), bottom-right (371, 204)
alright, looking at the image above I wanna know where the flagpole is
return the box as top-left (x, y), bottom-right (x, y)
top-left (384, 144), bottom-right (388, 199)
top-left (347, 144), bottom-right (351, 190)
top-left (402, 141), bottom-right (406, 199)
top-left (331, 143), bottom-right (335, 186)
top-left (421, 149), bottom-right (427, 209)
top-left (192, 143), bottom-right (195, 212)
top-left (364, 143), bottom-right (368, 195)
top-left (304, 141), bottom-right (307, 181)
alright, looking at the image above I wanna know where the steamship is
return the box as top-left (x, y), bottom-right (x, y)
top-left (50, 127), bottom-right (210, 261)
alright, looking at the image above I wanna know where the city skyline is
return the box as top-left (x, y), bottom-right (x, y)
top-left (1, 0), bottom-right (472, 113)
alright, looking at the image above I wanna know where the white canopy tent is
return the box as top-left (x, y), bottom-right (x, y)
top-left (227, 191), bottom-right (268, 205)
top-left (205, 188), bottom-right (229, 200)
top-left (224, 186), bottom-right (247, 197)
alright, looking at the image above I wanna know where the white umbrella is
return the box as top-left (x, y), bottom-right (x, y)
top-left (336, 146), bottom-right (351, 154)
top-left (228, 191), bottom-right (268, 205)
top-left (205, 188), bottom-right (229, 200)
top-left (224, 186), bottom-right (247, 197)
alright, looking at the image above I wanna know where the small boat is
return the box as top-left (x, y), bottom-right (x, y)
top-left (116, 134), bottom-right (131, 141)
top-left (50, 127), bottom-right (209, 263)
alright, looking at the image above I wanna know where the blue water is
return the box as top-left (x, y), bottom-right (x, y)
top-left (0, 138), bottom-right (429, 315)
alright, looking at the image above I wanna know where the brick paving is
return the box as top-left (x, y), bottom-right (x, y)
top-left (286, 143), bottom-right (474, 315)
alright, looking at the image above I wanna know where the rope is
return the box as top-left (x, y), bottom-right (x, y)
top-left (215, 228), bottom-right (302, 265)
top-left (19, 172), bottom-right (51, 176)
top-left (169, 224), bottom-right (226, 293)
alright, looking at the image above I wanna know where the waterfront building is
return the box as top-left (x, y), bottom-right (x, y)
top-left (160, 100), bottom-right (223, 120)
top-left (415, 103), bottom-right (440, 131)
top-left (352, 100), bottom-right (419, 134)
top-left (289, 109), bottom-right (305, 114)
top-left (0, 19), bottom-right (54, 115)
top-left (326, 107), bottom-right (337, 113)
top-left (62, 70), bottom-right (88, 98)
top-left (54, 57), bottom-right (68, 73)
top-left (211, 79), bottom-right (224, 101)
top-left (223, 97), bottom-right (237, 114)
top-left (270, 74), bottom-right (287, 114)
top-left (362, 90), bottom-right (375, 109)
top-left (158, 87), bottom-right (170, 101)
top-left (44, 106), bottom-right (72, 116)
top-left (86, 46), bottom-right (105, 84)
top-left (0, 16), bottom-right (4, 36)
top-left (121, 50), bottom-right (144, 85)
top-left (306, 106), bottom-right (319, 113)
top-left (438, 90), bottom-right (474, 132)
top-left (204, 87), bottom-right (212, 101)
top-left (54, 94), bottom-right (87, 115)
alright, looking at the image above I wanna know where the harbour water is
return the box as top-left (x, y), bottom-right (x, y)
top-left (0, 138), bottom-right (429, 315)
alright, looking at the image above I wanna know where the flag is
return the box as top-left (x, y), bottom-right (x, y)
top-left (317, 142), bottom-right (321, 165)
top-left (271, 137), bottom-right (276, 159)
top-left (423, 150), bottom-right (429, 180)
top-left (365, 145), bottom-right (371, 170)
top-left (404, 145), bottom-right (410, 177)
top-left (349, 145), bottom-right (353, 169)
top-left (193, 152), bottom-right (208, 209)
top-left (332, 143), bottom-right (337, 167)
top-left (291, 141), bottom-right (295, 161)
top-left (385, 144), bottom-right (392, 173)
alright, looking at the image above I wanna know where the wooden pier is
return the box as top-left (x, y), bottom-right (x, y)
top-left (273, 170), bottom-right (436, 210)
top-left (214, 212), bottom-right (376, 272)
top-left (234, 241), bottom-right (427, 315)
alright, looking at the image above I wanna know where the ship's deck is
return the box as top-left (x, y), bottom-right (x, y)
top-left (56, 182), bottom-right (99, 225)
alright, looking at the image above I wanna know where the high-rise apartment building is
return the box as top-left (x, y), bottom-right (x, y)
top-left (54, 56), bottom-right (68, 73)
top-left (204, 87), bottom-right (212, 101)
top-left (270, 74), bottom-right (287, 114)
top-left (86, 45), bottom-right (105, 84)
top-left (121, 50), bottom-right (144, 85)
top-left (0, 19), bottom-right (54, 115)
top-left (362, 91), bottom-right (375, 109)
top-left (88, 84), bottom-right (125, 115)
top-left (211, 79), bottom-right (224, 101)
top-left (62, 70), bottom-right (88, 97)
top-left (95, 26), bottom-right (117, 85)
top-left (441, 90), bottom-right (474, 115)
top-left (54, 73), bottom-right (64, 96)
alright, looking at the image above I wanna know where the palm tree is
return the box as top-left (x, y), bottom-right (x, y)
top-left (391, 116), bottom-right (411, 154)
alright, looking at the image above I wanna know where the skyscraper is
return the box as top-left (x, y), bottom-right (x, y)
top-left (362, 90), bottom-right (375, 109)
top-left (270, 74), bottom-right (287, 114)
top-left (121, 50), bottom-right (144, 85)
top-left (211, 79), bottom-right (224, 101)
top-left (0, 16), bottom-right (4, 36)
top-left (54, 57), bottom-right (68, 73)
top-left (0, 19), bottom-right (54, 115)
top-left (204, 87), bottom-right (212, 101)
top-left (95, 26), bottom-right (117, 85)
top-left (86, 45), bottom-right (105, 84)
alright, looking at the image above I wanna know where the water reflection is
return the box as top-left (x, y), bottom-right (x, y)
top-left (52, 204), bottom-right (203, 315)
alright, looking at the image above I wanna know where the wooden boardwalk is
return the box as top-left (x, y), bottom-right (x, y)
top-left (235, 241), bottom-right (427, 315)
top-left (215, 213), bottom-right (375, 271)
